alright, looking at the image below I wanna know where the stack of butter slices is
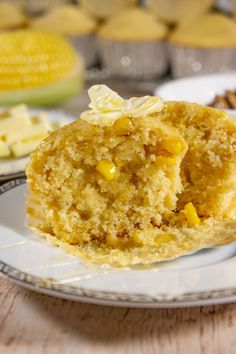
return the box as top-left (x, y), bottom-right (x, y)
top-left (0, 105), bottom-right (66, 159)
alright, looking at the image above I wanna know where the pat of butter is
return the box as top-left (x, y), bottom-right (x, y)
top-left (0, 114), bottom-right (31, 135)
top-left (0, 104), bottom-right (70, 159)
top-left (81, 85), bottom-right (164, 126)
top-left (7, 118), bottom-right (53, 144)
top-left (11, 134), bottom-right (48, 158)
top-left (9, 104), bottom-right (28, 117)
top-left (0, 139), bottom-right (11, 158)
top-left (31, 113), bottom-right (52, 129)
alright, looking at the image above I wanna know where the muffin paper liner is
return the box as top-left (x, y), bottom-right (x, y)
top-left (43, 219), bottom-right (236, 266)
top-left (98, 39), bottom-right (167, 79)
top-left (69, 35), bottom-right (97, 69)
top-left (169, 44), bottom-right (236, 78)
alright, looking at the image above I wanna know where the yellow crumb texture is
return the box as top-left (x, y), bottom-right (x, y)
top-left (160, 101), bottom-right (236, 220)
top-left (26, 95), bottom-right (236, 266)
top-left (27, 116), bottom-right (186, 247)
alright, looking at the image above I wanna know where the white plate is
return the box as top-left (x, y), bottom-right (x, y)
top-left (0, 109), bottom-right (75, 181)
top-left (1, 180), bottom-right (236, 308)
top-left (155, 72), bottom-right (236, 109)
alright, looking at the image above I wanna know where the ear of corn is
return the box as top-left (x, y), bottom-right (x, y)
top-left (0, 30), bottom-right (78, 91)
top-left (0, 30), bottom-right (82, 98)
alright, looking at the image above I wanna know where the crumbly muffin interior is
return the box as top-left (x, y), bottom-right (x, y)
top-left (160, 101), bottom-right (236, 219)
top-left (27, 115), bottom-right (186, 247)
top-left (26, 86), bottom-right (236, 266)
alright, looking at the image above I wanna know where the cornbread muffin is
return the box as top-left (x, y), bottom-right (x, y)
top-left (160, 101), bottom-right (236, 219)
top-left (21, 0), bottom-right (66, 15)
top-left (147, 0), bottom-right (213, 24)
top-left (27, 86), bottom-right (236, 266)
top-left (30, 5), bottom-right (97, 68)
top-left (0, 1), bottom-right (27, 30)
top-left (169, 13), bottom-right (236, 77)
top-left (98, 8), bottom-right (166, 41)
top-left (97, 8), bottom-right (168, 78)
top-left (80, 0), bottom-right (137, 19)
top-left (27, 86), bottom-right (186, 247)
top-left (31, 5), bottom-right (96, 36)
top-left (170, 13), bottom-right (236, 47)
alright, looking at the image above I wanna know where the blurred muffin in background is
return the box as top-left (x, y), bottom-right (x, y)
top-left (80, 0), bottom-right (137, 19)
top-left (30, 4), bottom-right (97, 68)
top-left (97, 8), bottom-right (168, 79)
top-left (168, 13), bottom-right (236, 78)
top-left (146, 0), bottom-right (213, 24)
top-left (20, 0), bottom-right (66, 15)
top-left (0, 1), bottom-right (28, 30)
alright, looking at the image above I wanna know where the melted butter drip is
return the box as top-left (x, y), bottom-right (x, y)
top-left (23, 260), bottom-right (81, 272)
top-left (0, 240), bottom-right (28, 249)
top-left (130, 263), bottom-right (162, 271)
top-left (36, 267), bottom-right (117, 286)
top-left (51, 255), bottom-right (71, 262)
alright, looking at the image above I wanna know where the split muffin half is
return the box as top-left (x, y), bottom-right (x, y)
top-left (26, 85), bottom-right (236, 266)
top-left (27, 86), bottom-right (186, 247)
top-left (160, 101), bottom-right (236, 219)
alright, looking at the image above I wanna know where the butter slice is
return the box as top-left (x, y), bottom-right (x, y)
top-left (9, 104), bottom-right (28, 117)
top-left (0, 139), bottom-right (10, 158)
top-left (0, 104), bottom-right (69, 159)
top-left (7, 116), bottom-right (53, 144)
top-left (81, 84), bottom-right (164, 126)
top-left (11, 134), bottom-right (48, 158)
top-left (0, 114), bottom-right (31, 135)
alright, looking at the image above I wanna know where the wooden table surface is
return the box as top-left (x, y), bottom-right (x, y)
top-left (1, 82), bottom-right (236, 354)
top-left (1, 276), bottom-right (236, 354)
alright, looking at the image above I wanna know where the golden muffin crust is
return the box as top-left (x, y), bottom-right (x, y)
top-left (80, 0), bottom-right (137, 19)
top-left (0, 1), bottom-right (27, 29)
top-left (170, 13), bottom-right (236, 48)
top-left (30, 5), bottom-right (97, 36)
top-left (147, 0), bottom-right (213, 24)
top-left (98, 8), bottom-right (167, 41)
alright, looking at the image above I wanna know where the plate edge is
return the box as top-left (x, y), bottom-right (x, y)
top-left (1, 179), bottom-right (236, 305)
